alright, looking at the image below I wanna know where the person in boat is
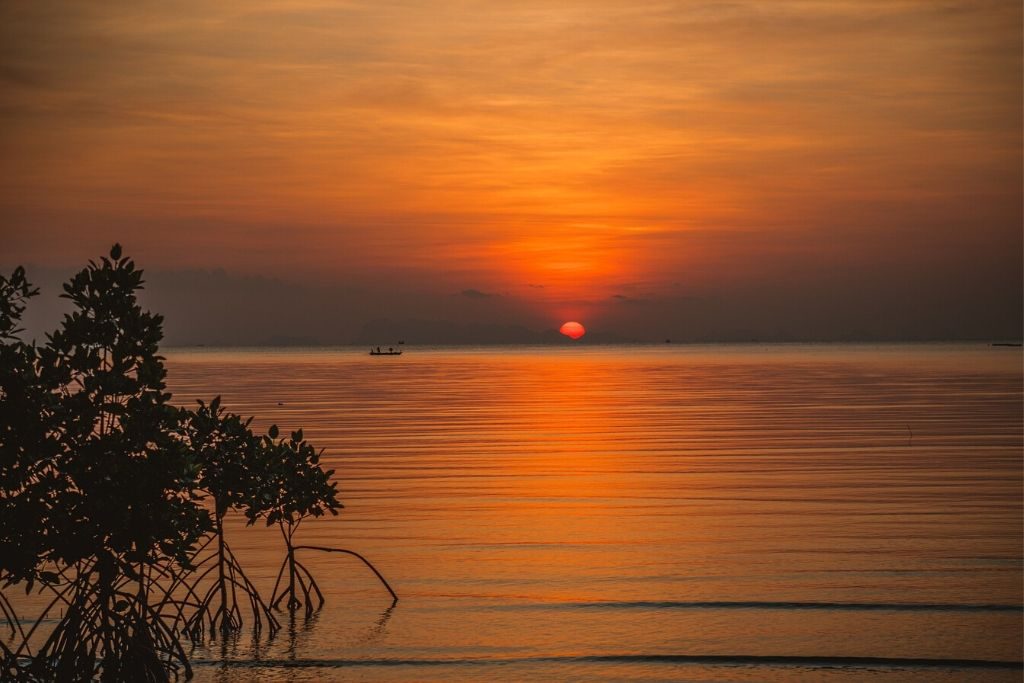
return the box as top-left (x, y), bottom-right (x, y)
top-left (376, 346), bottom-right (381, 353)
top-left (388, 347), bottom-right (394, 353)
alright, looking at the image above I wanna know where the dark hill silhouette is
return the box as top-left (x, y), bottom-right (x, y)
top-left (356, 319), bottom-right (634, 345)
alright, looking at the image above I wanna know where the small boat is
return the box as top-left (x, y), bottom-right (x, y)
top-left (370, 347), bottom-right (402, 356)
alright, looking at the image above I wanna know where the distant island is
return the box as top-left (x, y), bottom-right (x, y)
top-left (352, 319), bottom-right (635, 346)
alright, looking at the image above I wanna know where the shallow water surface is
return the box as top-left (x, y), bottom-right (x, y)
top-left (161, 344), bottom-right (1023, 681)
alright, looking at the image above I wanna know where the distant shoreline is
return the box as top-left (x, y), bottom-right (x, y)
top-left (162, 340), bottom-right (1024, 351)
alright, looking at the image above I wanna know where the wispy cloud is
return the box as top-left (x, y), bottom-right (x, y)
top-left (1, 0), bottom-right (1019, 337)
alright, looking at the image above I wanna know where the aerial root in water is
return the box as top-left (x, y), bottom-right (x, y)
top-left (1, 539), bottom-right (390, 679)
top-left (292, 546), bottom-right (398, 605)
top-left (12, 570), bottom-right (193, 682)
top-left (294, 558), bottom-right (325, 610)
top-left (182, 535), bottom-right (279, 642)
top-left (0, 591), bottom-right (24, 641)
top-left (270, 545), bottom-right (396, 617)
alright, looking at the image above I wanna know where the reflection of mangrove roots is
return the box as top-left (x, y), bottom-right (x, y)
top-left (1, 640), bottom-right (15, 681)
top-left (356, 603), bottom-right (396, 645)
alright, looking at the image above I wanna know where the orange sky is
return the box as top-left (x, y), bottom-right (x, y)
top-left (1, 1), bottom-right (1021, 340)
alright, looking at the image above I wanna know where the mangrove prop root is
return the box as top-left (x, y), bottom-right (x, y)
top-left (0, 541), bottom-right (391, 679)
top-left (26, 581), bottom-right (192, 682)
top-left (0, 591), bottom-right (24, 641)
top-left (293, 546), bottom-right (398, 604)
top-left (179, 534), bottom-right (278, 642)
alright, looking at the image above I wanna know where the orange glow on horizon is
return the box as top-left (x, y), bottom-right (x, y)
top-left (1, 1), bottom-right (1020, 342)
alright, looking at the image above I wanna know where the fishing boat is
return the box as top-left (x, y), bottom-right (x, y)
top-left (370, 347), bottom-right (402, 356)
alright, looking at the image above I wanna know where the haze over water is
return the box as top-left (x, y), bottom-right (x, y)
top-left (163, 344), bottom-right (1022, 681)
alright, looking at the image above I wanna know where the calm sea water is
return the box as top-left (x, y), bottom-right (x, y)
top-left (55, 344), bottom-right (1024, 680)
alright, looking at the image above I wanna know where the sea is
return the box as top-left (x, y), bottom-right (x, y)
top-left (17, 343), bottom-right (1024, 681)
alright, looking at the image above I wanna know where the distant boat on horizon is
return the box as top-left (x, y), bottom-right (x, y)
top-left (370, 346), bottom-right (403, 355)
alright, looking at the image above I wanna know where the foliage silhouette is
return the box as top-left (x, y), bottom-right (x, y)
top-left (259, 428), bottom-right (342, 614)
top-left (2, 246), bottom-right (209, 680)
top-left (0, 246), bottom-right (396, 682)
top-left (176, 399), bottom-right (279, 640)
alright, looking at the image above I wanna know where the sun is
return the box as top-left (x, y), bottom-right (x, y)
top-left (559, 321), bottom-right (586, 340)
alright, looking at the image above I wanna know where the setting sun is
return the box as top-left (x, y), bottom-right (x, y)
top-left (559, 321), bottom-right (586, 340)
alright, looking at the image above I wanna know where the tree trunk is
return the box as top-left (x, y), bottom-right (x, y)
top-left (216, 514), bottom-right (230, 631)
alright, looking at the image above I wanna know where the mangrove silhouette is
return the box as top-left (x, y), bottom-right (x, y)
top-left (0, 245), bottom-right (395, 681)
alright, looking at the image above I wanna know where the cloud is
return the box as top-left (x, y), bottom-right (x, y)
top-left (1, 0), bottom-right (1019, 341)
top-left (459, 288), bottom-right (498, 299)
